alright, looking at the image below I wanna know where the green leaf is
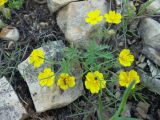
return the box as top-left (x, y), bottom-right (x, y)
top-left (8, 0), bottom-right (24, 10)
top-left (1, 8), bottom-right (11, 19)
top-left (0, 19), bottom-right (6, 28)
top-left (97, 52), bottom-right (113, 59)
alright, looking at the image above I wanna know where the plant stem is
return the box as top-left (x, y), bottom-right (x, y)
top-left (109, 80), bottom-right (135, 120)
top-left (98, 90), bottom-right (104, 120)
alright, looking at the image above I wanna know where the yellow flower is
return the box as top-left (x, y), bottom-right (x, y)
top-left (118, 49), bottom-right (134, 67)
top-left (119, 70), bottom-right (140, 89)
top-left (0, 0), bottom-right (7, 6)
top-left (85, 71), bottom-right (106, 94)
top-left (29, 49), bottom-right (45, 68)
top-left (38, 68), bottom-right (55, 87)
top-left (57, 73), bottom-right (76, 90)
top-left (85, 9), bottom-right (103, 25)
top-left (104, 11), bottom-right (122, 24)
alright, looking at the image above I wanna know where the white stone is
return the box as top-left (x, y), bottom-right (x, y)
top-left (57, 0), bottom-right (109, 48)
top-left (141, 60), bottom-right (160, 95)
top-left (47, 0), bottom-right (77, 13)
top-left (139, 18), bottom-right (160, 66)
top-left (146, 0), bottom-right (160, 14)
top-left (0, 77), bottom-right (27, 120)
top-left (0, 26), bottom-right (19, 41)
top-left (18, 41), bottom-right (84, 113)
top-left (122, 103), bottom-right (132, 117)
top-left (116, 0), bottom-right (122, 7)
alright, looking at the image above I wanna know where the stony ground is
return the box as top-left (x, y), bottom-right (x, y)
top-left (1, 0), bottom-right (160, 120)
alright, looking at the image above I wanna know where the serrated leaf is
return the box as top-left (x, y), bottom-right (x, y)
top-left (97, 52), bottom-right (113, 59)
top-left (8, 0), bottom-right (24, 10)
top-left (0, 19), bottom-right (6, 28)
top-left (2, 8), bottom-right (11, 19)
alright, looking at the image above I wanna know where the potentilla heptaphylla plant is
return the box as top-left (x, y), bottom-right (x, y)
top-left (28, 48), bottom-right (77, 91)
top-left (119, 70), bottom-right (140, 89)
top-left (0, 0), bottom-right (11, 19)
top-left (0, 0), bottom-right (7, 6)
top-left (83, 8), bottom-right (140, 120)
top-left (29, 49), bottom-right (45, 68)
top-left (27, 6), bottom-right (141, 120)
top-left (38, 68), bottom-right (55, 87)
top-left (118, 49), bottom-right (134, 67)
top-left (85, 9), bottom-right (103, 25)
top-left (104, 10), bottom-right (122, 24)
top-left (118, 49), bottom-right (140, 89)
top-left (0, 0), bottom-right (24, 19)
top-left (85, 71), bottom-right (106, 94)
top-left (57, 73), bottom-right (76, 90)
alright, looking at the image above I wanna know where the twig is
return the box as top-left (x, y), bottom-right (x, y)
top-left (34, 0), bottom-right (47, 4)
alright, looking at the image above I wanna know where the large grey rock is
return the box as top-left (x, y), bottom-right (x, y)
top-left (139, 18), bottom-right (160, 66)
top-left (57, 0), bottom-right (109, 48)
top-left (47, 0), bottom-right (77, 13)
top-left (0, 77), bottom-right (27, 120)
top-left (141, 60), bottom-right (160, 95)
top-left (18, 41), bottom-right (84, 113)
top-left (146, 0), bottom-right (160, 14)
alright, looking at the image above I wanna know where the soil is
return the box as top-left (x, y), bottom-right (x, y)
top-left (0, 0), bottom-right (160, 120)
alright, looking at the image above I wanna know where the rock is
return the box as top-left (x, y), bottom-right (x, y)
top-left (115, 91), bottom-right (121, 99)
top-left (136, 55), bottom-right (146, 68)
top-left (136, 101), bottom-right (150, 119)
top-left (137, 101), bottom-right (150, 114)
top-left (39, 22), bottom-right (49, 29)
top-left (146, 0), bottom-right (160, 14)
top-left (18, 40), bottom-right (84, 113)
top-left (116, 0), bottom-right (122, 7)
top-left (139, 18), bottom-right (160, 66)
top-left (158, 109), bottom-right (160, 119)
top-left (118, 41), bottom-right (124, 47)
top-left (0, 26), bottom-right (20, 41)
top-left (137, 62), bottom-right (147, 69)
top-left (129, 19), bottom-right (140, 30)
top-left (139, 54), bottom-right (146, 63)
top-left (34, 0), bottom-right (47, 4)
top-left (57, 0), bottom-right (109, 48)
top-left (47, 0), bottom-right (77, 13)
top-left (141, 60), bottom-right (160, 95)
top-left (0, 77), bottom-right (27, 120)
top-left (122, 102), bottom-right (132, 117)
top-left (136, 107), bottom-right (148, 119)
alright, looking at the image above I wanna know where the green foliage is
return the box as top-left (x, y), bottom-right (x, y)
top-left (57, 41), bottom-right (118, 120)
top-left (8, 0), bottom-right (24, 10)
top-left (59, 40), bottom-right (115, 74)
top-left (59, 47), bottom-right (80, 74)
top-left (110, 81), bottom-right (136, 120)
top-left (0, 6), bottom-right (11, 19)
top-left (130, 84), bottom-right (147, 102)
top-left (0, 0), bottom-right (24, 20)
top-left (137, 0), bottom-right (154, 15)
top-left (89, 26), bottom-right (116, 41)
top-left (0, 19), bottom-right (6, 28)
top-left (83, 41), bottom-right (114, 71)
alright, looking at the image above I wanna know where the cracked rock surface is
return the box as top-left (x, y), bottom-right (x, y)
top-left (0, 77), bottom-right (27, 120)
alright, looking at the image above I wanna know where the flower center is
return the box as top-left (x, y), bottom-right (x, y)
top-left (63, 77), bottom-right (69, 85)
top-left (91, 16), bottom-right (98, 21)
top-left (95, 76), bottom-right (98, 80)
